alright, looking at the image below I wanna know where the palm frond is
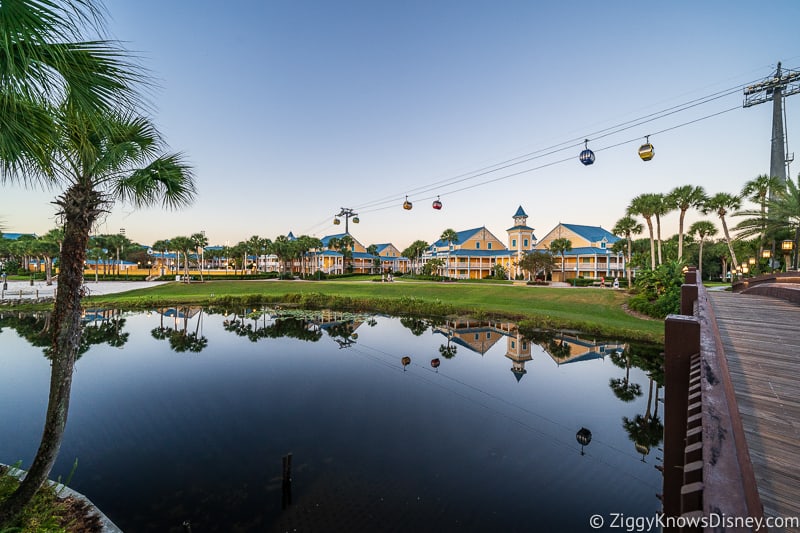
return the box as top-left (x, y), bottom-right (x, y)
top-left (113, 153), bottom-right (195, 210)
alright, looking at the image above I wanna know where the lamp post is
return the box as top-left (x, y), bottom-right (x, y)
top-left (748, 257), bottom-right (756, 276)
top-left (781, 240), bottom-right (794, 272)
top-left (762, 249), bottom-right (772, 272)
top-left (148, 260), bottom-right (152, 278)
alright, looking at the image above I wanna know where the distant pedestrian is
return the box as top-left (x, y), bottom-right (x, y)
top-left (600, 276), bottom-right (605, 288)
top-left (613, 277), bottom-right (619, 289)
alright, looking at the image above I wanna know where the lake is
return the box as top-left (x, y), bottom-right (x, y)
top-left (0, 308), bottom-right (663, 532)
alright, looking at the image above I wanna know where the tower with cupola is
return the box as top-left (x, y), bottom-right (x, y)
top-left (506, 206), bottom-right (537, 280)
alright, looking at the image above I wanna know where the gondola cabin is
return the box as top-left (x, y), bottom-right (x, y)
top-left (333, 217), bottom-right (341, 225)
top-left (352, 217), bottom-right (360, 224)
top-left (432, 197), bottom-right (442, 210)
top-left (403, 196), bottom-right (413, 210)
top-left (579, 140), bottom-right (595, 166)
top-left (638, 141), bottom-right (654, 161)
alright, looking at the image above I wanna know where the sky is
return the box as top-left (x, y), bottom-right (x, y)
top-left (3, 0), bottom-right (800, 252)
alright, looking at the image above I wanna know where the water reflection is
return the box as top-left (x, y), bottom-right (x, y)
top-left (0, 308), bottom-right (666, 532)
top-left (0, 309), bottom-right (130, 358)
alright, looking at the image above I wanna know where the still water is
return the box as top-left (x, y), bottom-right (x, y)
top-left (1, 308), bottom-right (663, 532)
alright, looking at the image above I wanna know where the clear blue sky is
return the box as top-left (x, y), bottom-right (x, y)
top-left (4, 0), bottom-right (800, 251)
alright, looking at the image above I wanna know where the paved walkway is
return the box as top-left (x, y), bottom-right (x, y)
top-left (0, 280), bottom-right (166, 301)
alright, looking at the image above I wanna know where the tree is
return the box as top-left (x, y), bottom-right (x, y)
top-left (366, 244), bottom-right (380, 274)
top-left (549, 238), bottom-right (572, 282)
top-left (517, 249), bottom-right (554, 281)
top-left (652, 193), bottom-right (670, 265)
top-left (0, 1), bottom-right (195, 522)
top-left (613, 215), bottom-right (643, 289)
top-left (338, 234), bottom-right (355, 273)
top-left (191, 232), bottom-right (208, 281)
top-left (740, 174), bottom-right (783, 251)
top-left (702, 193), bottom-right (741, 271)
top-left (170, 236), bottom-right (194, 282)
top-left (627, 193), bottom-right (661, 269)
top-left (402, 240), bottom-right (428, 275)
top-left (688, 221), bottom-right (717, 279)
top-left (272, 235), bottom-right (296, 275)
top-left (666, 185), bottom-right (706, 260)
top-left (41, 228), bottom-right (65, 285)
top-left (439, 228), bottom-right (459, 278)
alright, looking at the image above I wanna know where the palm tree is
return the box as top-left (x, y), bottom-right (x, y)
top-left (0, 115), bottom-right (194, 524)
top-left (439, 228), bottom-right (459, 278)
top-left (366, 244), bottom-right (380, 274)
top-left (402, 239), bottom-right (428, 275)
top-left (549, 237), bottom-right (572, 282)
top-left (652, 193), bottom-right (670, 265)
top-left (666, 185), bottom-right (707, 260)
top-left (170, 236), bottom-right (194, 282)
top-left (743, 174), bottom-right (783, 245)
top-left (627, 193), bottom-right (661, 269)
top-left (702, 193), bottom-right (741, 271)
top-left (613, 215), bottom-right (643, 289)
top-left (190, 232), bottom-right (208, 281)
top-left (338, 234), bottom-right (355, 273)
top-left (688, 220), bottom-right (717, 278)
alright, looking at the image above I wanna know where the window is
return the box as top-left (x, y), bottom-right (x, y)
top-left (486, 332), bottom-right (491, 339)
top-left (476, 242), bottom-right (481, 249)
top-left (487, 243), bottom-right (492, 250)
top-left (523, 239), bottom-right (528, 247)
top-left (474, 333), bottom-right (479, 340)
top-left (600, 242), bottom-right (606, 249)
top-left (511, 340), bottom-right (516, 349)
top-left (522, 342), bottom-right (528, 350)
top-left (512, 239), bottom-right (517, 247)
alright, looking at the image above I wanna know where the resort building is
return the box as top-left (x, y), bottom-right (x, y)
top-left (421, 206), bottom-right (537, 280)
top-left (535, 223), bottom-right (625, 282)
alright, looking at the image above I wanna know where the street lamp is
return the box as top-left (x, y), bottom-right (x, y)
top-left (781, 240), bottom-right (795, 271)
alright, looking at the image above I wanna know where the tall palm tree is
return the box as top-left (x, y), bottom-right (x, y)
top-left (652, 193), bottom-right (670, 265)
top-left (402, 239), bottom-right (428, 275)
top-left (338, 234), bottom-right (355, 273)
top-left (627, 193), bottom-right (661, 269)
top-left (190, 232), bottom-right (208, 281)
top-left (549, 237), bottom-right (572, 282)
top-left (613, 215), bottom-right (643, 289)
top-left (736, 174), bottom-right (784, 253)
top-left (439, 228), bottom-right (459, 278)
top-left (0, 109), bottom-right (194, 526)
top-left (688, 220), bottom-right (717, 278)
top-left (666, 185), bottom-right (707, 260)
top-left (702, 193), bottom-right (741, 271)
top-left (170, 235), bottom-right (194, 282)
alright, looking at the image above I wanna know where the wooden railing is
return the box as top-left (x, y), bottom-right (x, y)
top-left (733, 271), bottom-right (800, 304)
top-left (663, 268), bottom-right (764, 531)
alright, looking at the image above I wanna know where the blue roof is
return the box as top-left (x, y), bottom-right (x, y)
top-left (287, 232), bottom-right (296, 241)
top-left (372, 243), bottom-right (392, 253)
top-left (507, 224), bottom-right (535, 233)
top-left (563, 247), bottom-right (617, 256)
top-left (562, 224), bottom-right (619, 244)
top-left (1, 232), bottom-right (36, 240)
top-left (432, 227), bottom-right (484, 247)
top-left (320, 233), bottom-right (349, 247)
top-left (513, 206), bottom-right (527, 218)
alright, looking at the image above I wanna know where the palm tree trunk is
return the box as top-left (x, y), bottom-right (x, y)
top-left (626, 237), bottom-right (633, 288)
top-left (698, 241), bottom-right (705, 278)
top-left (655, 214), bottom-right (663, 266)
top-left (721, 217), bottom-right (739, 270)
top-left (0, 184), bottom-right (97, 524)
top-left (645, 217), bottom-right (656, 269)
top-left (678, 209), bottom-right (686, 260)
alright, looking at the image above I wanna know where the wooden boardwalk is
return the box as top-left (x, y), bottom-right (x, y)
top-left (707, 291), bottom-right (800, 529)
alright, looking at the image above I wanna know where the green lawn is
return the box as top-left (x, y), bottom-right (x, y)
top-left (85, 279), bottom-right (664, 342)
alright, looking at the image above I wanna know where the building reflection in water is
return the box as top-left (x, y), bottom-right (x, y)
top-left (431, 318), bottom-right (627, 382)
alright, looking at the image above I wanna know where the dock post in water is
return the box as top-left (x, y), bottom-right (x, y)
top-left (282, 453), bottom-right (292, 509)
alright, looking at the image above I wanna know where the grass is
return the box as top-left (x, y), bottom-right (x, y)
top-left (83, 279), bottom-right (664, 342)
top-left (0, 462), bottom-right (94, 533)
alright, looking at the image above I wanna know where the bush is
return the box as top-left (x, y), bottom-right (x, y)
top-left (628, 261), bottom-right (684, 318)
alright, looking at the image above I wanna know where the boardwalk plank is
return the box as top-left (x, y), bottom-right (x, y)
top-left (708, 290), bottom-right (800, 530)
